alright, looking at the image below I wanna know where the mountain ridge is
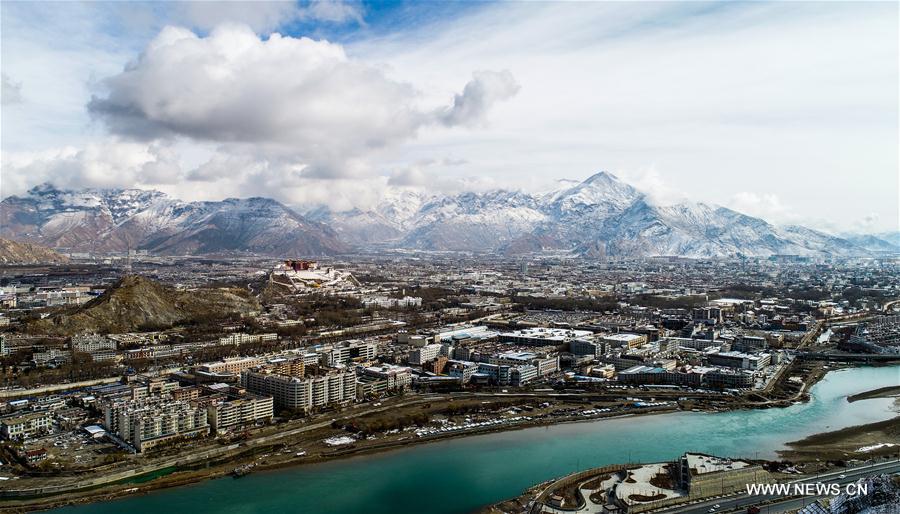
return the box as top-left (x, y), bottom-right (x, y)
top-left (1, 185), bottom-right (348, 256)
top-left (1, 173), bottom-right (886, 258)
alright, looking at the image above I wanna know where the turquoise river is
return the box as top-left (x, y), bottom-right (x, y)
top-left (48, 365), bottom-right (900, 514)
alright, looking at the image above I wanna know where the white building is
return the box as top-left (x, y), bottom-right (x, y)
top-left (0, 411), bottom-right (52, 440)
top-left (102, 399), bottom-right (209, 452)
top-left (206, 395), bottom-right (274, 433)
top-left (447, 360), bottom-right (478, 383)
top-left (241, 368), bottom-right (357, 412)
top-left (499, 327), bottom-right (592, 346)
top-left (71, 334), bottom-right (116, 352)
top-left (409, 343), bottom-right (443, 365)
top-left (218, 333), bottom-right (278, 346)
top-left (600, 333), bottom-right (648, 349)
top-left (359, 364), bottom-right (412, 390)
top-left (320, 340), bottom-right (378, 366)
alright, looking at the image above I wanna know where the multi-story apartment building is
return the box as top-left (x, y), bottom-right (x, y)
top-left (0, 411), bottom-right (53, 440)
top-left (218, 333), bottom-right (278, 346)
top-left (197, 356), bottom-right (262, 375)
top-left (569, 338), bottom-right (606, 357)
top-left (71, 334), bottom-right (117, 352)
top-left (102, 399), bottom-right (209, 452)
top-left (358, 364), bottom-right (412, 390)
top-left (240, 368), bottom-right (356, 412)
top-left (320, 340), bottom-right (378, 366)
top-left (269, 356), bottom-right (306, 377)
top-left (707, 351), bottom-right (770, 370)
top-left (206, 395), bottom-right (274, 433)
top-left (409, 343), bottom-right (442, 365)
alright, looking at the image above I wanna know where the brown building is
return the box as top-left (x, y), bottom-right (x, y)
top-left (171, 386), bottom-right (201, 402)
top-left (424, 355), bottom-right (448, 375)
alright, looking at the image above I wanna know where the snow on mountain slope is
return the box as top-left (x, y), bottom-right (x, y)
top-left (546, 171), bottom-right (641, 219)
top-left (2, 170), bottom-right (873, 258)
top-left (305, 188), bottom-right (436, 244)
top-left (400, 190), bottom-right (548, 251)
top-left (0, 184), bottom-right (346, 256)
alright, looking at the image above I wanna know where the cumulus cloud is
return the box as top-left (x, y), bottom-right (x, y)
top-left (86, 25), bottom-right (518, 180)
top-left (439, 70), bottom-right (520, 127)
top-left (1, 140), bottom-right (186, 197)
top-left (1, 73), bottom-right (23, 105)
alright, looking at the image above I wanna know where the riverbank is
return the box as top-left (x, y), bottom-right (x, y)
top-left (780, 382), bottom-right (900, 464)
top-left (3, 363), bottom-right (887, 513)
top-left (847, 385), bottom-right (900, 403)
top-left (779, 416), bottom-right (900, 462)
top-left (480, 413), bottom-right (900, 514)
top-left (1, 406), bottom-right (679, 513)
top-left (476, 368), bottom-right (900, 514)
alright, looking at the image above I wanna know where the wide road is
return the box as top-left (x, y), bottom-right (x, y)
top-left (656, 459), bottom-right (900, 514)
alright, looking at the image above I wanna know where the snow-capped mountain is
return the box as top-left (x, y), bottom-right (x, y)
top-left (1, 172), bottom-right (880, 258)
top-left (305, 188), bottom-right (436, 244)
top-left (400, 190), bottom-right (548, 251)
top-left (839, 233), bottom-right (900, 253)
top-left (313, 171), bottom-right (874, 258)
top-left (0, 184), bottom-right (346, 256)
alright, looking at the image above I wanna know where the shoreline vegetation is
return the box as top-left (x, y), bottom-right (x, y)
top-left (2, 365), bottom-right (897, 513)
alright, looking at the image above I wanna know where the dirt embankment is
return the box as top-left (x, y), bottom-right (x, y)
top-left (780, 416), bottom-right (900, 462)
top-left (848, 386), bottom-right (900, 403)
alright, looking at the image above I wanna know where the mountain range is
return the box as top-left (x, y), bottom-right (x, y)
top-left (0, 184), bottom-right (346, 256)
top-left (307, 172), bottom-right (896, 258)
top-left (1, 173), bottom-right (896, 258)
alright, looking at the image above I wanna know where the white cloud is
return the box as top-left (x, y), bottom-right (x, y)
top-left (387, 157), bottom-right (468, 187)
top-left (729, 192), bottom-right (794, 224)
top-left (388, 166), bottom-right (428, 188)
top-left (351, 2), bottom-right (898, 232)
top-left (616, 166), bottom-right (688, 206)
top-left (439, 70), bottom-right (520, 127)
top-left (1, 2), bottom-right (897, 232)
top-left (86, 24), bottom-right (518, 181)
top-left (1, 140), bottom-right (184, 195)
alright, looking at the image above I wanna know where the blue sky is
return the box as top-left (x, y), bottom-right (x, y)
top-left (1, 1), bottom-right (897, 233)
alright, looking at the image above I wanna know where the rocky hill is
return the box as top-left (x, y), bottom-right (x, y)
top-left (0, 237), bottom-right (70, 264)
top-left (27, 275), bottom-right (259, 335)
